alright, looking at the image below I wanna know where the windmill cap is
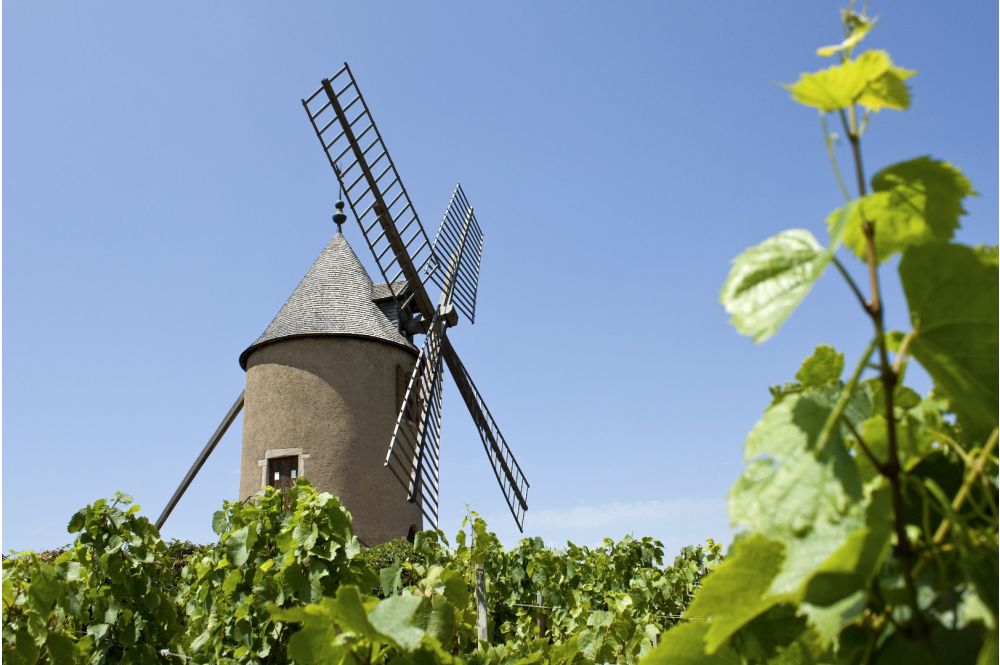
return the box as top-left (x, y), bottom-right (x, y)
top-left (239, 232), bottom-right (415, 369)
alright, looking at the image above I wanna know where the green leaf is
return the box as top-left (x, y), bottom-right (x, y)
top-left (858, 64), bottom-right (915, 111)
top-left (854, 412), bottom-right (933, 480)
top-left (211, 510), bottom-right (227, 536)
top-left (44, 632), bottom-right (76, 663)
top-left (2, 577), bottom-right (14, 607)
top-left (278, 603), bottom-right (343, 665)
top-left (729, 384), bottom-right (868, 597)
top-left (729, 604), bottom-right (812, 662)
top-left (786, 50), bottom-right (901, 112)
top-left (800, 591), bottom-right (867, 647)
top-left (588, 609), bottom-right (615, 629)
top-left (685, 535), bottom-right (785, 653)
top-left (225, 526), bottom-right (250, 567)
top-left (832, 157), bottom-right (975, 262)
top-left (720, 230), bottom-right (831, 342)
top-left (27, 568), bottom-right (61, 613)
top-left (802, 484), bottom-right (893, 606)
top-left (7, 626), bottom-right (40, 665)
top-left (368, 594), bottom-right (426, 651)
top-left (379, 562), bottom-right (403, 597)
top-left (900, 243), bottom-right (999, 436)
top-left (87, 623), bottom-right (110, 640)
top-left (796, 345), bottom-right (845, 386)
top-left (577, 629), bottom-right (604, 661)
top-left (645, 609), bottom-right (740, 664)
top-left (113, 491), bottom-right (134, 505)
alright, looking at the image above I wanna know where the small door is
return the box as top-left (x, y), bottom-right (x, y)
top-left (267, 455), bottom-right (298, 491)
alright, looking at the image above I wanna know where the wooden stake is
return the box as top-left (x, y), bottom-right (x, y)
top-left (476, 563), bottom-right (488, 645)
top-left (536, 591), bottom-right (547, 637)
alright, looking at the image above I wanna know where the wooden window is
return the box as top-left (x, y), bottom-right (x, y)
top-left (267, 455), bottom-right (298, 491)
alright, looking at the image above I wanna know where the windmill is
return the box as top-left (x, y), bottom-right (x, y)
top-left (155, 63), bottom-right (529, 544)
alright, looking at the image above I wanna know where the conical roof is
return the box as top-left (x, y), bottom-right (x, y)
top-left (239, 232), bottom-right (414, 369)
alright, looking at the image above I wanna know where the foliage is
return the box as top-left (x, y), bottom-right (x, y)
top-left (178, 480), bottom-right (368, 663)
top-left (3, 490), bottom-right (719, 664)
top-left (7, 7), bottom-right (993, 665)
top-left (656, 7), bottom-right (998, 664)
top-left (3, 492), bottom-right (183, 664)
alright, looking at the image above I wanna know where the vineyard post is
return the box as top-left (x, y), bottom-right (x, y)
top-left (475, 563), bottom-right (488, 645)
top-left (535, 591), bottom-right (546, 637)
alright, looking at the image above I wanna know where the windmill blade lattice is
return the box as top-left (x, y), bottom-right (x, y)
top-left (429, 184), bottom-right (484, 323)
top-left (303, 64), bottom-right (438, 317)
top-left (385, 315), bottom-right (446, 527)
top-left (442, 339), bottom-right (529, 531)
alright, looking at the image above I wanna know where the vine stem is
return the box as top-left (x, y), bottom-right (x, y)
top-left (821, 112), bottom-right (852, 202)
top-left (932, 429), bottom-right (999, 544)
top-left (841, 105), bottom-right (935, 653)
top-left (832, 256), bottom-right (869, 312)
top-left (842, 416), bottom-right (884, 474)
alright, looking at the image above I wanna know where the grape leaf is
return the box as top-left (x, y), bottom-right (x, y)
top-left (720, 230), bottom-right (830, 342)
top-left (859, 64), bottom-right (915, 111)
top-left (801, 484), bottom-right (892, 606)
top-left (729, 384), bottom-right (869, 597)
top-left (684, 535), bottom-right (786, 653)
top-left (368, 594), bottom-right (426, 651)
top-left (644, 621), bottom-right (741, 665)
top-left (786, 50), bottom-right (903, 112)
top-left (224, 527), bottom-right (250, 567)
top-left (830, 157), bottom-right (974, 262)
top-left (796, 345), bottom-right (845, 386)
top-left (800, 592), bottom-right (866, 647)
top-left (900, 243), bottom-right (999, 438)
top-left (276, 599), bottom-right (347, 665)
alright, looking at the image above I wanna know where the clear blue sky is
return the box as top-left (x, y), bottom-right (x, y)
top-left (4, 2), bottom-right (997, 555)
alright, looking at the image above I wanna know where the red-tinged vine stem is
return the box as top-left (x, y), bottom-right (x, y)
top-left (842, 104), bottom-right (935, 653)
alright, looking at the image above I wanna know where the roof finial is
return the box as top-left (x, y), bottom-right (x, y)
top-left (332, 200), bottom-right (347, 233)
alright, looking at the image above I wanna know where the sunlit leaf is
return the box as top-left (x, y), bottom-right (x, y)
top-left (368, 594), bottom-right (425, 651)
top-left (224, 527), bottom-right (250, 567)
top-left (796, 345), bottom-right (845, 386)
top-left (859, 64), bottom-right (915, 111)
top-left (729, 384), bottom-right (870, 597)
top-left (720, 230), bottom-right (830, 342)
top-left (643, 621), bottom-right (741, 665)
top-left (685, 535), bottom-right (786, 653)
top-left (830, 157), bottom-right (974, 261)
top-left (786, 50), bottom-right (898, 112)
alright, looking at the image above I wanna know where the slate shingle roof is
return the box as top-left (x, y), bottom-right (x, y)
top-left (239, 232), bottom-right (415, 369)
top-left (371, 280), bottom-right (410, 302)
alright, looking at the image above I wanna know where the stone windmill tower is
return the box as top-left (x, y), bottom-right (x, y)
top-left (155, 64), bottom-right (529, 545)
top-left (236, 219), bottom-right (422, 544)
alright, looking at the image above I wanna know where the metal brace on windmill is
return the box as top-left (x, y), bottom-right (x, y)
top-left (156, 63), bottom-right (530, 545)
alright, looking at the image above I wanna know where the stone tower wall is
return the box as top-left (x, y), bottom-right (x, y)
top-left (239, 335), bottom-right (422, 545)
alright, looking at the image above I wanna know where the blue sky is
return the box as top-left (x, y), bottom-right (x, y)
top-left (4, 2), bottom-right (997, 556)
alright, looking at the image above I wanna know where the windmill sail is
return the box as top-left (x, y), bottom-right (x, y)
top-left (442, 339), bottom-right (529, 531)
top-left (385, 314), bottom-right (446, 527)
top-left (430, 184), bottom-right (485, 323)
top-left (302, 64), bottom-right (438, 318)
top-left (303, 66), bottom-right (530, 533)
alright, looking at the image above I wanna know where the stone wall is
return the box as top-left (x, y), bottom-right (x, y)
top-left (239, 335), bottom-right (422, 545)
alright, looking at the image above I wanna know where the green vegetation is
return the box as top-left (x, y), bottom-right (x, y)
top-left (3, 483), bottom-right (719, 664)
top-left (4, 7), bottom-right (995, 664)
top-left (664, 7), bottom-right (997, 664)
